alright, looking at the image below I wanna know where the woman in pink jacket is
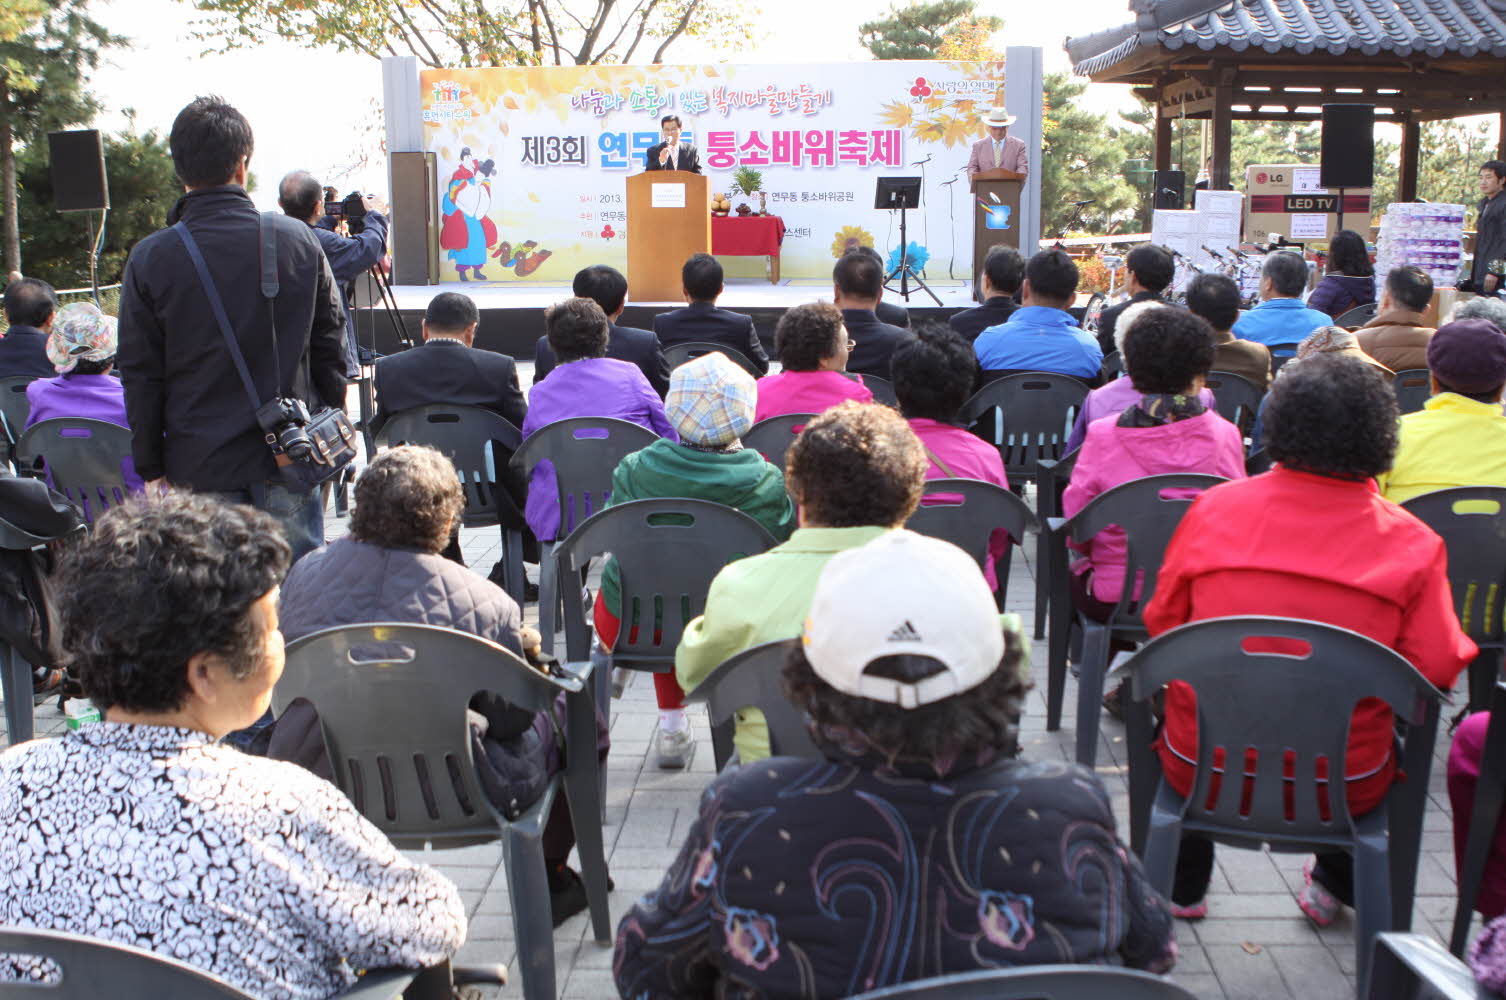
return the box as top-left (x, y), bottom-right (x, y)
top-left (754, 302), bottom-right (872, 422)
top-left (1063, 306), bottom-right (1246, 620)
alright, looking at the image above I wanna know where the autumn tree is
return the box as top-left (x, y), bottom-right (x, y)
top-left (859, 1), bottom-right (1002, 61)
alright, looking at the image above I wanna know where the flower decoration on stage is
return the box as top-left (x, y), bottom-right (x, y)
top-left (910, 76), bottom-right (933, 98)
top-left (886, 241), bottom-right (930, 275)
top-left (830, 225), bottom-right (875, 259)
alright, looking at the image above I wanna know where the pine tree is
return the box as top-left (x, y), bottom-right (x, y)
top-left (1038, 73), bottom-right (1138, 239)
top-left (858, 1), bottom-right (1002, 60)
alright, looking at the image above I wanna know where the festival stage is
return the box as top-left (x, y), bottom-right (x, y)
top-left (359, 277), bottom-right (980, 358)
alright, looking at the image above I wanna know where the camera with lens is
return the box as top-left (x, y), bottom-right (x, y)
top-left (342, 190), bottom-right (370, 235)
top-left (255, 396), bottom-right (315, 463)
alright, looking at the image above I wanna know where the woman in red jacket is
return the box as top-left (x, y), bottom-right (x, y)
top-left (1144, 355), bottom-right (1475, 923)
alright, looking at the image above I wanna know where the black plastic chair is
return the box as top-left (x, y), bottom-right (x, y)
top-left (1203, 370), bottom-right (1264, 438)
top-left (275, 623), bottom-right (609, 1000)
top-left (1245, 447), bottom-right (1273, 476)
top-left (1337, 301), bottom-right (1380, 328)
top-left (661, 341), bottom-right (762, 378)
top-left (1393, 369), bottom-right (1433, 415)
top-left (376, 404), bottom-right (528, 606)
top-left (1046, 473), bottom-right (1227, 766)
top-left (843, 964), bottom-right (1198, 999)
top-left (860, 373), bottom-right (899, 406)
top-left (1032, 449), bottom-right (1080, 640)
top-left (554, 498), bottom-right (777, 722)
top-left (959, 372), bottom-right (1090, 489)
top-left (1451, 680), bottom-right (1506, 956)
top-left (15, 418), bottom-right (136, 523)
top-left (1400, 487), bottom-right (1506, 713)
top-left (510, 417), bottom-right (661, 650)
top-left (1372, 932), bottom-right (1498, 999)
top-left (1115, 616), bottom-right (1443, 1000)
top-left (906, 478), bottom-right (1037, 606)
top-left (0, 926), bottom-right (448, 998)
top-left (1100, 349), bottom-right (1124, 381)
top-left (1269, 342), bottom-right (1301, 375)
top-left (742, 412), bottom-right (816, 475)
top-left (684, 639), bottom-right (818, 771)
top-left (0, 374), bottom-right (37, 466)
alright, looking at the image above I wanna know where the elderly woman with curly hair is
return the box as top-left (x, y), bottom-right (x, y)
top-left (0, 491), bottom-right (465, 998)
top-left (752, 301), bottom-right (872, 422)
top-left (616, 531), bottom-right (1176, 998)
top-left (1146, 356), bottom-right (1475, 923)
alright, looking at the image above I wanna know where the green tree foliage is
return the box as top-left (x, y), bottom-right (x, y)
top-left (858, 0), bottom-right (1002, 60)
top-left (0, 121), bottom-right (180, 289)
top-left (1039, 73), bottom-right (1138, 238)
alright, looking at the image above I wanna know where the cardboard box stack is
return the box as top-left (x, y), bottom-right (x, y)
top-left (1372, 202), bottom-right (1466, 298)
top-left (1150, 190), bottom-right (1246, 293)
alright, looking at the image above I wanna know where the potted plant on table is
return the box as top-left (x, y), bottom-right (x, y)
top-left (729, 167), bottom-right (767, 216)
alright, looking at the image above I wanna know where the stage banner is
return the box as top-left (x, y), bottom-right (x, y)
top-left (418, 61), bottom-right (1009, 286)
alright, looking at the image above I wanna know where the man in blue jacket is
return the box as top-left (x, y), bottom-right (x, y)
top-left (974, 248), bottom-right (1102, 380)
top-left (1232, 250), bottom-right (1331, 348)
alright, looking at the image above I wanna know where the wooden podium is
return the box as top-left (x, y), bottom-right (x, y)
top-left (626, 171), bottom-right (710, 302)
top-left (970, 169), bottom-right (1024, 290)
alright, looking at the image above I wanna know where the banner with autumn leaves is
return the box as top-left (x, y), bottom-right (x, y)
top-left (418, 60), bottom-right (1013, 286)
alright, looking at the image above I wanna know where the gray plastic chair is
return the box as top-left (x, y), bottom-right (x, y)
top-left (860, 373), bottom-right (899, 406)
top-left (275, 623), bottom-right (610, 1000)
top-left (960, 372), bottom-right (1090, 489)
top-left (1393, 369), bottom-right (1433, 416)
top-left (1032, 449), bottom-right (1080, 640)
top-left (510, 416), bottom-right (661, 651)
top-left (684, 638), bottom-right (818, 771)
top-left (843, 964), bottom-right (1198, 999)
top-left (1204, 370), bottom-right (1264, 438)
top-left (1114, 616), bottom-right (1443, 1000)
top-left (1370, 931), bottom-right (1496, 1000)
top-left (1268, 342), bottom-right (1301, 375)
top-left (1101, 349), bottom-right (1125, 381)
top-left (1337, 301), bottom-right (1381, 328)
top-left (906, 478), bottom-right (1038, 605)
top-left (1451, 680), bottom-right (1506, 955)
top-left (0, 374), bottom-right (37, 464)
top-left (742, 412), bottom-right (816, 475)
top-left (1244, 447), bottom-right (1273, 476)
top-left (15, 418), bottom-right (135, 523)
top-left (1401, 487), bottom-right (1506, 713)
top-left (661, 341), bottom-right (762, 378)
top-left (0, 926), bottom-right (427, 998)
top-left (1046, 473), bottom-right (1227, 766)
top-left (555, 498), bottom-right (777, 722)
top-left (376, 404), bottom-right (528, 606)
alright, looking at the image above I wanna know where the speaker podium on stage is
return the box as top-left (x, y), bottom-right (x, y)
top-left (966, 104), bottom-right (1026, 291)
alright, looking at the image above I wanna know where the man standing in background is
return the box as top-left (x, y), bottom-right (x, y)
top-left (1473, 160), bottom-right (1506, 297)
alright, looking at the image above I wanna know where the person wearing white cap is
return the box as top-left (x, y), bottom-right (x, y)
top-left (616, 531), bottom-right (1176, 998)
top-left (966, 104), bottom-right (1028, 178)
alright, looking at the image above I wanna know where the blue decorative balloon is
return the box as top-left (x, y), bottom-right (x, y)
top-left (886, 241), bottom-right (930, 274)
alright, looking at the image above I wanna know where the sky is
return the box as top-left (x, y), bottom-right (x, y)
top-left (84, 0), bottom-right (1144, 209)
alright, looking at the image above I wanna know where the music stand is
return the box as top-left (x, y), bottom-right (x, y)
top-left (873, 176), bottom-right (940, 306)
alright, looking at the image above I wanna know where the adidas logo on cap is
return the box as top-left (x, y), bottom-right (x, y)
top-left (887, 620), bottom-right (923, 642)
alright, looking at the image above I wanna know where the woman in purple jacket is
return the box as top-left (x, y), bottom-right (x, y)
top-left (1308, 229), bottom-right (1376, 322)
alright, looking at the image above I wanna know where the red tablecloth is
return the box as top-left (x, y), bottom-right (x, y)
top-left (712, 215), bottom-right (785, 256)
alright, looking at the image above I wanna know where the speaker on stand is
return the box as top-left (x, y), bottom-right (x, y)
top-left (1153, 170), bottom-right (1186, 210)
top-left (46, 129), bottom-right (110, 306)
top-left (1320, 104), bottom-right (1375, 233)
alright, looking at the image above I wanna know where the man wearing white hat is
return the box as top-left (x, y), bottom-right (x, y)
top-left (967, 105), bottom-right (1028, 178)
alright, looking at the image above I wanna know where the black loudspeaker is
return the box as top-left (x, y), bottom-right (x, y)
top-left (1320, 104), bottom-right (1375, 189)
top-left (1153, 170), bottom-right (1185, 210)
top-left (47, 130), bottom-right (109, 212)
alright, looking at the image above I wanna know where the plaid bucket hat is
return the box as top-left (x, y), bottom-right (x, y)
top-left (664, 351), bottom-right (757, 447)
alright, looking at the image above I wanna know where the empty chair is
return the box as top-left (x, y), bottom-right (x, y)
top-left (905, 477), bottom-right (1037, 604)
top-left (662, 340), bottom-right (762, 378)
top-left (1117, 617), bottom-right (1443, 999)
top-left (844, 965), bottom-right (1199, 1000)
top-left (684, 638), bottom-right (817, 771)
top-left (14, 418), bottom-right (135, 523)
top-left (275, 623), bottom-right (609, 1000)
top-left (0, 373), bottom-right (38, 464)
top-left (1369, 932), bottom-right (1492, 1000)
top-left (742, 412), bottom-right (815, 474)
top-left (1203, 370), bottom-right (1264, 437)
top-left (1033, 449), bottom-right (1079, 640)
top-left (959, 372), bottom-right (1090, 489)
top-left (1336, 301), bottom-right (1381, 328)
top-left (1100, 348), bottom-right (1124, 380)
top-left (1393, 368), bottom-right (1433, 415)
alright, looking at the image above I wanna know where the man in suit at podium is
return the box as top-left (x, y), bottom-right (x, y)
top-left (534, 265), bottom-right (671, 396)
top-left (966, 105), bottom-right (1028, 178)
top-left (645, 115), bottom-right (701, 173)
top-left (653, 254), bottom-right (769, 374)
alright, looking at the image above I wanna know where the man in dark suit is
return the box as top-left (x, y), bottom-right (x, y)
top-left (1093, 243), bottom-right (1174, 354)
top-left (833, 251), bottom-right (907, 380)
top-left (534, 265), bottom-right (671, 396)
top-left (372, 291), bottom-right (526, 435)
top-left (0, 277), bottom-right (60, 379)
top-left (644, 114), bottom-right (701, 173)
top-left (950, 246), bottom-right (1024, 342)
top-left (652, 254), bottom-right (769, 374)
top-left (848, 246), bottom-right (910, 329)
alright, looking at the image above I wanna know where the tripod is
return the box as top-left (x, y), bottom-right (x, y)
top-left (884, 201), bottom-right (941, 307)
top-left (332, 261), bottom-right (412, 516)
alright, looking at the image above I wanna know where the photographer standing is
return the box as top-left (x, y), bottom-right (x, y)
top-left (117, 96), bottom-right (347, 559)
top-left (278, 171), bottom-right (390, 375)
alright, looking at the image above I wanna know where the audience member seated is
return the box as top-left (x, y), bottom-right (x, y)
top-left (833, 249), bottom-right (907, 378)
top-left (850, 245), bottom-right (912, 328)
top-left (1065, 302), bottom-right (1217, 453)
top-left (533, 265), bottom-right (670, 396)
top-left (950, 245), bottom-right (1023, 341)
top-left (591, 353), bottom-right (794, 769)
top-left (1146, 356), bottom-right (1475, 923)
top-left (371, 291), bottom-right (527, 435)
top-left (523, 297), bottom-right (675, 548)
top-left (1232, 250), bottom-right (1332, 348)
top-left (1185, 272), bottom-right (1271, 390)
top-left (616, 531), bottom-right (1177, 997)
top-left (0, 276), bottom-right (59, 379)
top-left (0, 491), bottom-right (465, 995)
top-left (651, 253), bottom-right (770, 374)
top-left (1451, 294), bottom-right (1506, 332)
top-left (22, 302), bottom-right (142, 492)
top-left (1450, 714), bottom-right (1506, 929)
top-left (892, 322), bottom-right (1011, 590)
top-left (1354, 265), bottom-right (1435, 371)
top-left (1063, 307), bottom-right (1243, 624)
top-left (1093, 243), bottom-right (1174, 354)
top-left (1248, 325), bottom-right (1392, 452)
top-left (1307, 228), bottom-right (1376, 321)
top-left (676, 401), bottom-right (925, 762)
top-left (1377, 319), bottom-right (1506, 503)
top-left (753, 302), bottom-right (872, 421)
top-left (269, 446), bottom-right (607, 926)
top-left (973, 248), bottom-right (1102, 381)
